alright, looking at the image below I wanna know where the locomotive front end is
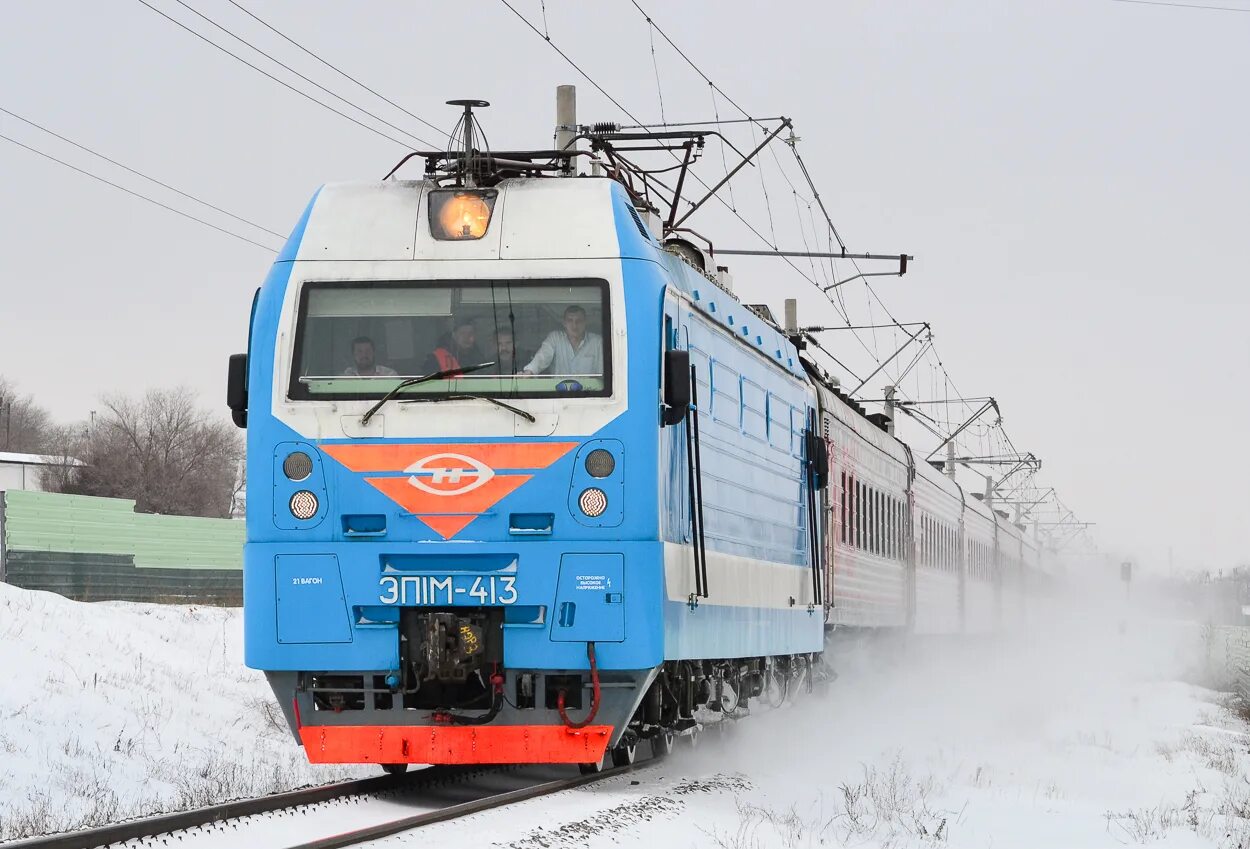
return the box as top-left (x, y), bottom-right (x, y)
top-left (233, 176), bottom-right (669, 769)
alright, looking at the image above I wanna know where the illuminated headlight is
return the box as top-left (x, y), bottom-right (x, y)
top-left (584, 449), bottom-right (615, 478)
top-left (289, 490), bottom-right (319, 520)
top-left (578, 488), bottom-right (608, 518)
top-left (283, 452), bottom-right (313, 481)
top-left (428, 189), bottom-right (497, 241)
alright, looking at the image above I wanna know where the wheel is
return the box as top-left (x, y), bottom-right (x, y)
top-left (381, 763), bottom-right (409, 776)
top-left (578, 754), bottom-right (607, 775)
top-left (611, 739), bottom-right (638, 767)
top-left (650, 732), bottom-right (676, 759)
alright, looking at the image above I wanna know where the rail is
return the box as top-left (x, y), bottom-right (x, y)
top-left (3, 762), bottom-right (643, 849)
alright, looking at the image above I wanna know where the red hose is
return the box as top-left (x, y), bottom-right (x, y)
top-left (557, 642), bottom-right (601, 729)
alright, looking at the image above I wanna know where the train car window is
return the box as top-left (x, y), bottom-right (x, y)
top-left (856, 481), bottom-right (864, 550)
top-left (870, 487), bottom-right (877, 554)
top-left (889, 499), bottom-right (896, 560)
top-left (840, 473), bottom-right (848, 544)
top-left (290, 279), bottom-right (611, 399)
top-left (887, 497), bottom-right (894, 560)
top-left (892, 499), bottom-right (899, 561)
top-left (875, 490), bottom-right (883, 557)
top-left (885, 495), bottom-right (895, 560)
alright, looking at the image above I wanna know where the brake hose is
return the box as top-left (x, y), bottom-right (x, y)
top-left (557, 642), bottom-right (601, 729)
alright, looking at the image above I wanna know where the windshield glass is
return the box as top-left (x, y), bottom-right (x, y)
top-left (289, 279), bottom-right (611, 399)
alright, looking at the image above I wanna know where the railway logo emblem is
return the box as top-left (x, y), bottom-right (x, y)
top-left (405, 453), bottom-right (495, 496)
top-left (322, 442), bottom-right (577, 540)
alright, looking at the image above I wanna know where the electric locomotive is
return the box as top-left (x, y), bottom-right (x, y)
top-left (226, 100), bottom-right (827, 773)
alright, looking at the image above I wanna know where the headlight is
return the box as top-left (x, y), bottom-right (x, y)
top-left (584, 449), bottom-right (615, 478)
top-left (283, 451), bottom-right (313, 481)
top-left (429, 189), bottom-right (497, 241)
top-left (578, 488), bottom-right (608, 518)
top-left (290, 490), bottom-right (319, 520)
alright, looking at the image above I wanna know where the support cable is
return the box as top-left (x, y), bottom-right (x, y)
top-left (134, 0), bottom-right (426, 150)
top-left (166, 0), bottom-right (435, 148)
top-left (0, 106), bottom-right (284, 240)
top-left (224, 0), bottom-right (451, 143)
top-left (0, 133), bottom-right (279, 252)
top-left (645, 18), bottom-right (667, 125)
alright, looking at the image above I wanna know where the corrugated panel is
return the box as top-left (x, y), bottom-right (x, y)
top-left (2, 489), bottom-right (242, 570)
top-left (4, 550), bottom-right (241, 605)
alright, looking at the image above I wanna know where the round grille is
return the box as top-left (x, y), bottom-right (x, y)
top-left (283, 451), bottom-right (313, 481)
top-left (289, 490), bottom-right (319, 520)
top-left (584, 449), bottom-right (615, 478)
top-left (578, 487), bottom-right (608, 518)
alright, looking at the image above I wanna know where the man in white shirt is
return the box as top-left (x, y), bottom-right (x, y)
top-left (522, 305), bottom-right (603, 377)
top-left (343, 336), bottom-right (398, 376)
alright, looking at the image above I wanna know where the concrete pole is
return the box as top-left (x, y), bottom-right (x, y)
top-left (883, 385), bottom-right (896, 436)
top-left (784, 299), bottom-right (798, 334)
top-left (945, 441), bottom-right (956, 479)
top-left (555, 85), bottom-right (577, 175)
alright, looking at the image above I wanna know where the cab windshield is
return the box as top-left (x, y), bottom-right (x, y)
top-left (289, 279), bottom-right (611, 399)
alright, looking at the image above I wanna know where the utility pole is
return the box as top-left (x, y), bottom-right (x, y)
top-left (554, 85), bottom-right (577, 174)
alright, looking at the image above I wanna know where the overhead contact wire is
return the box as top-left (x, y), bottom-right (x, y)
top-left (0, 133), bottom-right (279, 252)
top-left (224, 0), bottom-right (451, 143)
top-left (134, 0), bottom-right (424, 150)
top-left (0, 106), bottom-right (285, 240)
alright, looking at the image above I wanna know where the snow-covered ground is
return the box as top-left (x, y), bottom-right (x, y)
top-left (383, 610), bottom-right (1246, 849)
top-left (2, 579), bottom-right (1244, 848)
top-left (0, 582), bottom-right (368, 842)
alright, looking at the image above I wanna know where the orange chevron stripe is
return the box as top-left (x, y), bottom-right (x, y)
top-left (365, 474), bottom-right (532, 539)
top-left (324, 442), bottom-right (576, 473)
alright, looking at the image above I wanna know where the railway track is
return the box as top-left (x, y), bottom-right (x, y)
top-left (4, 761), bottom-right (646, 849)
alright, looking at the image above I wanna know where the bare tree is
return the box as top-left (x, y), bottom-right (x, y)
top-left (38, 422), bottom-right (89, 492)
top-left (50, 388), bottom-right (243, 518)
top-left (0, 376), bottom-right (53, 453)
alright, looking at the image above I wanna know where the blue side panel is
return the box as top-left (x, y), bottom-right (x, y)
top-left (276, 555), bottom-right (352, 644)
top-left (550, 554), bottom-right (625, 643)
top-left (664, 601), bottom-right (823, 659)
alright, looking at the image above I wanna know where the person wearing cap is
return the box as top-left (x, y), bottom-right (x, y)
top-left (423, 316), bottom-right (484, 373)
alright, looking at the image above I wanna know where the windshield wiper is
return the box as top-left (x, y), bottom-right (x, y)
top-left (400, 394), bottom-right (538, 424)
top-left (359, 362), bottom-right (496, 425)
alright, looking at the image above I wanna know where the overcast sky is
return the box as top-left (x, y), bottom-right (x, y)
top-left (1, 0), bottom-right (1246, 573)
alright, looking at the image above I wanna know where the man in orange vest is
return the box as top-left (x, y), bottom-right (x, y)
top-left (423, 316), bottom-right (484, 374)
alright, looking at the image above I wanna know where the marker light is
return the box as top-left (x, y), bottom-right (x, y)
top-left (283, 451), bottom-right (313, 481)
top-left (584, 449), bottom-right (615, 478)
top-left (290, 490), bottom-right (319, 520)
top-left (578, 487), bottom-right (608, 518)
top-left (429, 189), bottom-right (497, 241)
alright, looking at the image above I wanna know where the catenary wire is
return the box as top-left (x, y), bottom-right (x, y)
top-left (0, 106), bottom-right (285, 240)
top-left (134, 0), bottom-right (424, 150)
top-left (224, 0), bottom-right (451, 143)
top-left (0, 133), bottom-right (279, 252)
top-left (497, 0), bottom-right (842, 318)
top-left (168, 0), bottom-right (435, 149)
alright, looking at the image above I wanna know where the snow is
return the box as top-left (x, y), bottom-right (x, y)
top-left (376, 606), bottom-right (1248, 849)
top-left (3, 580), bottom-right (1248, 848)
top-left (0, 582), bottom-right (368, 842)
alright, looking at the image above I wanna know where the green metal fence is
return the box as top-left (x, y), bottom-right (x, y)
top-left (0, 489), bottom-right (244, 604)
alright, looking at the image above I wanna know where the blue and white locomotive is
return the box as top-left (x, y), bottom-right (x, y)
top-left (226, 98), bottom-right (1038, 773)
